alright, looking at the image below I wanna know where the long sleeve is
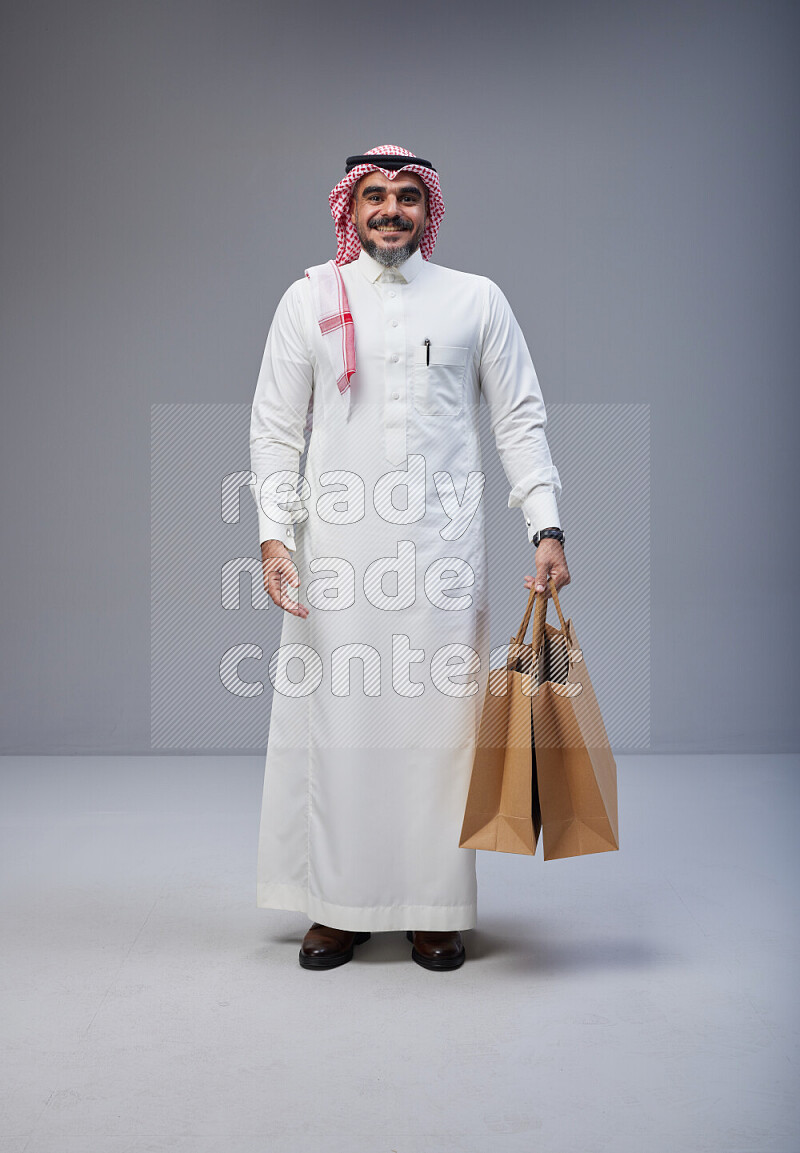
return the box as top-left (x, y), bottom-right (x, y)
top-left (478, 278), bottom-right (561, 541)
top-left (249, 280), bottom-right (314, 550)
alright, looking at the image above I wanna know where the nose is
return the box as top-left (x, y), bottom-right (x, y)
top-left (384, 192), bottom-right (403, 216)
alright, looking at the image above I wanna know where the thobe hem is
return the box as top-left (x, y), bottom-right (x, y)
top-left (256, 882), bottom-right (477, 933)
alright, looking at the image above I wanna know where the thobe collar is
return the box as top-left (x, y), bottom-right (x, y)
top-left (355, 246), bottom-right (424, 284)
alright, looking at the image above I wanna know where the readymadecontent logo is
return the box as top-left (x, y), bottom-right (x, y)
top-left (219, 454), bottom-right (491, 701)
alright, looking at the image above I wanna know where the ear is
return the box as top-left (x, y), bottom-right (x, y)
top-left (349, 196), bottom-right (357, 226)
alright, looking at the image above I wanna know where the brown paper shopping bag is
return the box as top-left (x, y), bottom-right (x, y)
top-left (531, 579), bottom-right (619, 860)
top-left (458, 582), bottom-right (543, 854)
top-left (459, 578), bottom-right (619, 860)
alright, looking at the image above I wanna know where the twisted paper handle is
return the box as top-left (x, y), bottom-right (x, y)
top-left (508, 576), bottom-right (583, 673)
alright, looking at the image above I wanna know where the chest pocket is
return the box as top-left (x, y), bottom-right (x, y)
top-left (412, 344), bottom-right (469, 417)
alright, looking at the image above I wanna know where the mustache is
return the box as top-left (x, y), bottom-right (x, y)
top-left (369, 216), bottom-right (413, 231)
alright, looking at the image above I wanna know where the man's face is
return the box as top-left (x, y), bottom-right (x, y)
top-left (349, 171), bottom-right (428, 267)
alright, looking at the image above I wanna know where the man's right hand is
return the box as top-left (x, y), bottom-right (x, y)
top-left (260, 540), bottom-right (309, 619)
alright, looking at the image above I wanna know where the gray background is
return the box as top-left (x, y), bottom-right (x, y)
top-left (1, 0), bottom-right (797, 754)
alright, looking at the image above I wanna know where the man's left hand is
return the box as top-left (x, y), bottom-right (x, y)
top-left (523, 539), bottom-right (570, 598)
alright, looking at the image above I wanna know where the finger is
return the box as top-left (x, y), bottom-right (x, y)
top-left (282, 561), bottom-right (300, 588)
top-left (274, 573), bottom-right (309, 618)
top-left (264, 557), bottom-right (300, 587)
top-left (281, 598), bottom-right (308, 619)
top-left (264, 560), bottom-right (301, 605)
top-left (269, 582), bottom-right (305, 617)
top-left (279, 591), bottom-right (309, 618)
top-left (267, 569), bottom-right (292, 601)
top-left (267, 575), bottom-right (285, 608)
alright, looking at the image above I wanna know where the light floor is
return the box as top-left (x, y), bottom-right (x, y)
top-left (0, 754), bottom-right (798, 1153)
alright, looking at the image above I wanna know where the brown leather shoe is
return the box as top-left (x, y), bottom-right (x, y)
top-left (406, 929), bottom-right (465, 971)
top-left (298, 922), bottom-right (371, 970)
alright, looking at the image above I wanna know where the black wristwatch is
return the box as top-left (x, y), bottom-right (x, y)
top-left (532, 527), bottom-right (565, 548)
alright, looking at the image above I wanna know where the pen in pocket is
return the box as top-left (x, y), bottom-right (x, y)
top-left (423, 338), bottom-right (431, 366)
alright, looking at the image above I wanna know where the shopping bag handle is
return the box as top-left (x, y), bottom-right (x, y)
top-left (510, 576), bottom-right (569, 657)
top-left (544, 576), bottom-right (569, 634)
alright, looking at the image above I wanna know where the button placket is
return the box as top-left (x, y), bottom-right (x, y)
top-left (381, 277), bottom-right (407, 465)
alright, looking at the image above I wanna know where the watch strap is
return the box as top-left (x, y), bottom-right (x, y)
top-left (533, 527), bottom-right (565, 548)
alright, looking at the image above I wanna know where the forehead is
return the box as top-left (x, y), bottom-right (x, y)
top-left (352, 170), bottom-right (426, 197)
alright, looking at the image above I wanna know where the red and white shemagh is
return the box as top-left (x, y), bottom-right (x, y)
top-left (304, 146), bottom-right (443, 413)
top-left (329, 143), bottom-right (445, 266)
top-left (304, 260), bottom-right (355, 397)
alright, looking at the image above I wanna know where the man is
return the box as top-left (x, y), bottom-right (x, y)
top-left (250, 145), bottom-right (569, 972)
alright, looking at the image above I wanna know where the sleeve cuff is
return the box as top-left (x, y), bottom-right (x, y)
top-left (517, 489), bottom-right (561, 543)
top-left (257, 508), bottom-right (297, 552)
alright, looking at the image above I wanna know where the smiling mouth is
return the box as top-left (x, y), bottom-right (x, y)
top-left (372, 222), bottom-right (411, 233)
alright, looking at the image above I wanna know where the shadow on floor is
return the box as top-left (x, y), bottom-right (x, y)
top-left (265, 922), bottom-right (669, 973)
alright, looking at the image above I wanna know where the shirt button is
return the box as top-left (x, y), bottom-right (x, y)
top-left (391, 353), bottom-right (399, 363)
top-left (286, 529), bottom-right (293, 537)
top-left (389, 290), bottom-right (396, 298)
top-left (392, 392), bottom-right (400, 400)
top-left (391, 320), bottom-right (399, 327)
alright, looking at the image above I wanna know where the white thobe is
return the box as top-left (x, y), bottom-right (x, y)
top-left (250, 247), bottom-right (561, 931)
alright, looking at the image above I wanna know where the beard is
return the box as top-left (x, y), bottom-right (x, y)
top-left (355, 214), bottom-right (426, 267)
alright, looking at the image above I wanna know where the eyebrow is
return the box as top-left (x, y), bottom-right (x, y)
top-left (359, 183), bottom-right (423, 199)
